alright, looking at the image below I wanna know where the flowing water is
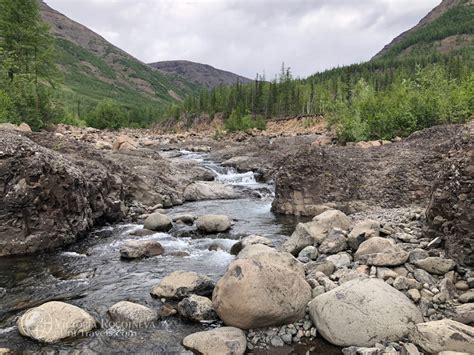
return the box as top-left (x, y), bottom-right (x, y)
top-left (0, 150), bottom-right (339, 354)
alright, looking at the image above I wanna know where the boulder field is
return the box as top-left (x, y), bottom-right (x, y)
top-left (2, 121), bottom-right (473, 354)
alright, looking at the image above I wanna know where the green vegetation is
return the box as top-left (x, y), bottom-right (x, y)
top-left (52, 36), bottom-right (199, 127)
top-left (0, 0), bottom-right (62, 129)
top-left (224, 109), bottom-right (266, 132)
top-left (328, 65), bottom-right (473, 142)
top-left (85, 99), bottom-right (126, 129)
top-left (167, 1), bottom-right (474, 138)
top-left (376, 2), bottom-right (474, 59)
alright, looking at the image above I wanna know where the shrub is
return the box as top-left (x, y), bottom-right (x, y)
top-left (86, 99), bottom-right (126, 129)
top-left (224, 110), bottom-right (267, 132)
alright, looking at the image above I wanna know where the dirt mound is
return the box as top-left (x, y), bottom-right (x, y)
top-left (271, 123), bottom-right (471, 216)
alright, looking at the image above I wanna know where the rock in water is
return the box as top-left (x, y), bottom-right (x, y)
top-left (17, 301), bottom-right (96, 343)
top-left (177, 295), bottom-right (217, 321)
top-left (183, 181), bottom-right (237, 201)
top-left (308, 278), bottom-right (422, 347)
top-left (150, 271), bottom-right (215, 299)
top-left (143, 212), bottom-right (172, 232)
top-left (108, 301), bottom-right (158, 324)
top-left (196, 215), bottom-right (232, 233)
top-left (120, 240), bottom-right (164, 259)
top-left (182, 327), bottom-right (246, 355)
top-left (410, 319), bottom-right (474, 354)
top-left (212, 258), bottom-right (311, 329)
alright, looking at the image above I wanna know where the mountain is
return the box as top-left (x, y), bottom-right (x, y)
top-left (373, 0), bottom-right (474, 60)
top-left (40, 1), bottom-right (199, 120)
top-left (149, 60), bottom-right (252, 89)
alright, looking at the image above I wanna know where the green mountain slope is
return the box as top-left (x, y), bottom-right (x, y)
top-left (169, 0), bottom-right (473, 140)
top-left (373, 0), bottom-right (474, 60)
top-left (40, 1), bottom-right (199, 124)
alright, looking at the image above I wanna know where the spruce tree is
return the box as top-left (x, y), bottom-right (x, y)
top-left (0, 0), bottom-right (59, 128)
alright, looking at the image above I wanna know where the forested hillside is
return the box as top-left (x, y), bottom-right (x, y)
top-left (169, 0), bottom-right (474, 141)
top-left (40, 1), bottom-right (199, 127)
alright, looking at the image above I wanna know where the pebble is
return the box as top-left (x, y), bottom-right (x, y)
top-left (270, 336), bottom-right (284, 347)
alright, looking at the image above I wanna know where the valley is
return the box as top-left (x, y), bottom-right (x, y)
top-left (0, 0), bottom-right (473, 354)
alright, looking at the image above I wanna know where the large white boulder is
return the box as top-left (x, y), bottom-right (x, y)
top-left (212, 258), bottom-right (311, 329)
top-left (236, 244), bottom-right (305, 277)
top-left (182, 327), bottom-right (246, 355)
top-left (17, 301), bottom-right (96, 343)
top-left (308, 278), bottom-right (422, 347)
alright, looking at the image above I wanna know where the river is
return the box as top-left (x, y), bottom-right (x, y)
top-left (0, 150), bottom-right (339, 354)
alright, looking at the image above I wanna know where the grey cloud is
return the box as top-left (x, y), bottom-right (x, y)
top-left (45, 0), bottom-right (440, 78)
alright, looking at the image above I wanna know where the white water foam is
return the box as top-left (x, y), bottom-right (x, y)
top-left (61, 251), bottom-right (87, 258)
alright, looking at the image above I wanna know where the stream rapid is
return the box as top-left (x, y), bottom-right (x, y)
top-left (0, 150), bottom-right (338, 354)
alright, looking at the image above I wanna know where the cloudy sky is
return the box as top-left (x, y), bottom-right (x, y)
top-left (46, 0), bottom-right (440, 78)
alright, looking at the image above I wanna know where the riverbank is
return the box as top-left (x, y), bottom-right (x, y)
top-left (0, 122), bottom-right (473, 354)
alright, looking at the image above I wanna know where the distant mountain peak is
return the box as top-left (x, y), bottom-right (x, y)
top-left (149, 60), bottom-right (252, 89)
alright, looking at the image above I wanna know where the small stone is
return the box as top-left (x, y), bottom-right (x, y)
top-left (407, 288), bottom-right (421, 303)
top-left (270, 336), bottom-right (284, 347)
top-left (414, 257), bottom-right (456, 275)
top-left (312, 285), bottom-right (326, 298)
top-left (298, 246), bottom-right (319, 261)
top-left (393, 276), bottom-right (421, 291)
top-left (458, 290), bottom-right (474, 303)
top-left (413, 269), bottom-right (437, 286)
top-left (158, 304), bottom-right (177, 317)
top-left (455, 281), bottom-right (469, 291)
top-left (303, 320), bottom-right (312, 330)
top-left (281, 333), bottom-right (292, 344)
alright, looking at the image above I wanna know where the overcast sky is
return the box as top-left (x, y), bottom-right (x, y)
top-left (45, 0), bottom-right (440, 79)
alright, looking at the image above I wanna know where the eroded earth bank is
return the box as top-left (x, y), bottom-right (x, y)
top-left (0, 120), bottom-right (473, 354)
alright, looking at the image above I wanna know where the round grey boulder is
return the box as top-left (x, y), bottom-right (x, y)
top-left (143, 212), bottom-right (172, 232)
top-left (17, 301), bottom-right (96, 343)
top-left (108, 301), bottom-right (158, 324)
top-left (308, 278), bottom-right (423, 347)
top-left (196, 215), bottom-right (231, 233)
top-left (182, 326), bottom-right (246, 355)
top-left (212, 258), bottom-right (311, 329)
top-left (177, 295), bottom-right (217, 321)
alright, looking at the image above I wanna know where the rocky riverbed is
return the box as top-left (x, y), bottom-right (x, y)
top-left (0, 122), bottom-right (473, 354)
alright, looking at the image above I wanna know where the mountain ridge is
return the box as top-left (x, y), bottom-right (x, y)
top-left (40, 1), bottom-right (199, 122)
top-left (372, 0), bottom-right (473, 60)
top-left (149, 60), bottom-right (252, 89)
